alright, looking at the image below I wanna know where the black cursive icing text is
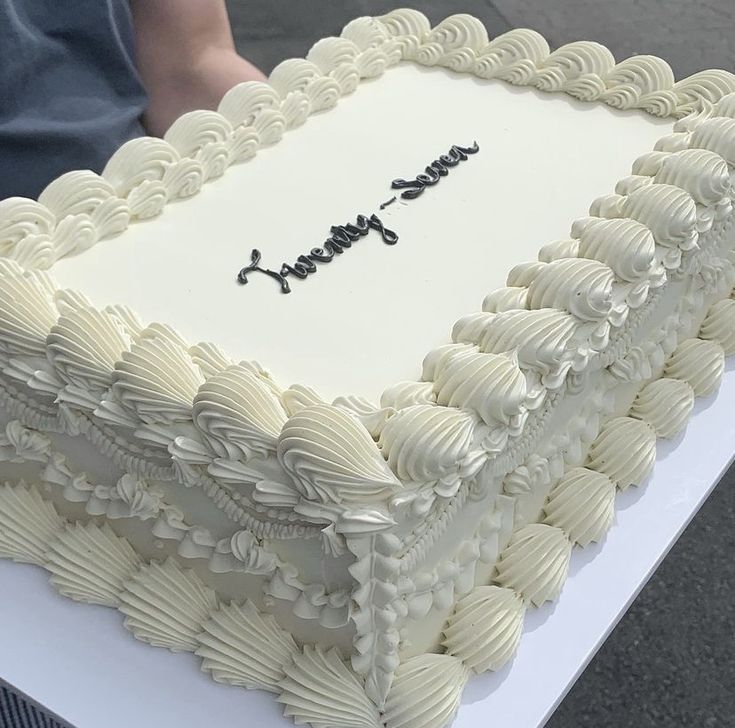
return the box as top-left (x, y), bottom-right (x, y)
top-left (391, 142), bottom-right (479, 200)
top-left (237, 213), bottom-right (397, 294)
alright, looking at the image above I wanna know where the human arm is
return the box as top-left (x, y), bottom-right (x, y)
top-left (130, 0), bottom-right (266, 137)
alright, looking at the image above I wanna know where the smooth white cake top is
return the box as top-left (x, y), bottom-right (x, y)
top-left (49, 63), bottom-right (671, 402)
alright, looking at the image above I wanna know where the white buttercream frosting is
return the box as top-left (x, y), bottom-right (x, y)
top-left (474, 29), bottom-right (549, 83)
top-left (47, 304), bottom-right (131, 395)
top-left (443, 585), bottom-right (525, 673)
top-left (585, 416), bottom-right (657, 489)
top-left (378, 404), bottom-right (481, 489)
top-left (380, 381), bottom-right (436, 409)
top-left (278, 645), bottom-right (381, 728)
top-left (690, 116), bottom-right (735, 166)
top-left (278, 404), bottom-right (401, 505)
top-left (699, 298), bottom-right (735, 355)
top-left (526, 258), bottom-right (615, 321)
top-left (0, 14), bottom-right (734, 727)
top-left (494, 523), bottom-right (571, 607)
top-left (383, 653), bottom-right (470, 728)
top-left (0, 481), bottom-right (64, 564)
top-left (0, 267), bottom-right (57, 358)
top-left (197, 600), bottom-right (297, 692)
top-left (629, 378), bottom-right (695, 438)
top-left (663, 337), bottom-right (725, 396)
top-left (543, 467), bottom-right (616, 546)
top-left (119, 558), bottom-right (218, 652)
top-left (454, 309), bottom-right (574, 367)
top-left (572, 216), bottom-right (664, 287)
top-left (429, 345), bottom-right (527, 426)
top-left (45, 522), bottom-right (141, 606)
top-left (269, 58), bottom-right (341, 113)
top-left (108, 326), bottom-right (204, 425)
top-left (193, 363), bottom-right (287, 460)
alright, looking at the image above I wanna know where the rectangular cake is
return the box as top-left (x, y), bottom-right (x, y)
top-left (1, 10), bottom-right (734, 728)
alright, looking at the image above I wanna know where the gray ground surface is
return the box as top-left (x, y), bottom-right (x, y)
top-left (226, 1), bottom-right (735, 726)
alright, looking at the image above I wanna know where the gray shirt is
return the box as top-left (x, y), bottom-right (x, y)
top-left (0, 0), bottom-right (148, 200)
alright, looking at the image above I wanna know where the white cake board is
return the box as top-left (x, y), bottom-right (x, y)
top-left (1, 360), bottom-right (733, 728)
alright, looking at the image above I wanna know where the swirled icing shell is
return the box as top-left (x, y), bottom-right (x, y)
top-left (164, 110), bottom-right (233, 181)
top-left (430, 345), bottom-right (527, 425)
top-left (0, 269), bottom-right (57, 358)
top-left (427, 14), bottom-right (488, 52)
top-left (378, 404), bottom-right (478, 485)
top-left (673, 69), bottom-right (735, 116)
top-left (543, 467), bottom-right (616, 546)
top-left (278, 404), bottom-right (400, 505)
top-left (111, 328), bottom-right (204, 424)
top-left (0, 197), bottom-right (55, 259)
top-left (494, 523), bottom-right (571, 606)
top-left (690, 117), bottom-right (735, 166)
top-left (341, 16), bottom-right (390, 50)
top-left (378, 8), bottom-right (431, 40)
top-left (306, 37), bottom-right (363, 91)
top-left (526, 258), bottom-right (615, 321)
top-left (119, 558), bottom-right (218, 652)
top-left (619, 183), bottom-right (698, 265)
top-left (629, 378), bottom-right (695, 438)
top-left (45, 522), bottom-right (141, 606)
top-left (383, 653), bottom-right (470, 728)
top-left (218, 81), bottom-right (280, 126)
top-left (585, 416), bottom-right (657, 489)
top-left (699, 298), bottom-right (735, 355)
top-left (0, 481), bottom-right (64, 564)
top-left (474, 28), bottom-right (549, 82)
top-left (40, 170), bottom-right (114, 217)
top-left (633, 148), bottom-right (731, 206)
top-left (663, 337), bottom-right (725, 396)
top-left (193, 364), bottom-right (287, 460)
top-left (307, 37), bottom-right (359, 73)
top-left (534, 41), bottom-right (614, 95)
top-left (38, 170), bottom-right (130, 241)
top-left (102, 137), bottom-right (179, 196)
top-left (196, 600), bottom-right (297, 692)
top-left (277, 645), bottom-right (381, 728)
top-left (572, 217), bottom-right (661, 284)
top-left (601, 55), bottom-right (676, 115)
top-left (269, 59), bottom-right (340, 111)
top-left (443, 585), bottom-right (525, 673)
top-left (47, 305), bottom-right (130, 392)
top-left (453, 309), bottom-right (578, 381)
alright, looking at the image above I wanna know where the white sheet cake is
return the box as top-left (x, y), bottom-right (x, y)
top-left (0, 10), bottom-right (734, 728)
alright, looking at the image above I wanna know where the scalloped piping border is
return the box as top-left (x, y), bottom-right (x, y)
top-left (0, 286), bottom-right (731, 728)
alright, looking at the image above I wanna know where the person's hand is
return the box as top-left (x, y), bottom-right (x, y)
top-left (132, 0), bottom-right (267, 137)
